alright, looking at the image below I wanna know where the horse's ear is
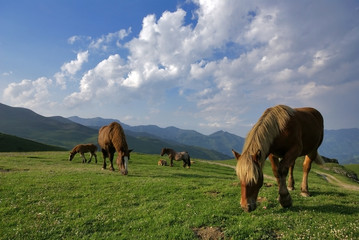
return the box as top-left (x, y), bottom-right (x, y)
top-left (232, 149), bottom-right (241, 160)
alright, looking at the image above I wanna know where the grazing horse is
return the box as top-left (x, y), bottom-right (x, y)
top-left (98, 122), bottom-right (132, 175)
top-left (69, 143), bottom-right (98, 163)
top-left (158, 159), bottom-right (168, 166)
top-left (232, 105), bottom-right (324, 212)
top-left (160, 148), bottom-right (191, 168)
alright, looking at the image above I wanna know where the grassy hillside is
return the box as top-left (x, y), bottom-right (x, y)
top-left (1, 152), bottom-right (358, 239)
top-left (0, 133), bottom-right (65, 152)
top-left (0, 103), bottom-right (97, 149)
top-left (126, 134), bottom-right (230, 160)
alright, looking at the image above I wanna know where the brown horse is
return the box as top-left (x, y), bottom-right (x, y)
top-left (160, 148), bottom-right (191, 168)
top-left (232, 105), bottom-right (324, 212)
top-left (98, 122), bottom-right (132, 175)
top-left (69, 143), bottom-right (98, 163)
top-left (158, 159), bottom-right (168, 166)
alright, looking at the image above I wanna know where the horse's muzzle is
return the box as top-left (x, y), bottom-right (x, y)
top-left (242, 202), bottom-right (257, 212)
top-left (121, 169), bottom-right (128, 175)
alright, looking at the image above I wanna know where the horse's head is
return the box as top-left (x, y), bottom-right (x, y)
top-left (68, 152), bottom-right (75, 161)
top-left (232, 149), bottom-right (264, 212)
top-left (160, 148), bottom-right (166, 156)
top-left (117, 149), bottom-right (133, 175)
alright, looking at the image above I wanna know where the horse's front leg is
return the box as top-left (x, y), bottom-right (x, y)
top-left (80, 153), bottom-right (87, 163)
top-left (170, 157), bottom-right (174, 167)
top-left (277, 164), bottom-right (292, 208)
top-left (277, 148), bottom-right (300, 208)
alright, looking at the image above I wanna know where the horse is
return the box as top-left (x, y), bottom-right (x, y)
top-left (232, 105), bottom-right (324, 212)
top-left (158, 159), bottom-right (168, 166)
top-left (160, 148), bottom-right (191, 168)
top-left (98, 122), bottom-right (133, 175)
top-left (68, 143), bottom-right (98, 163)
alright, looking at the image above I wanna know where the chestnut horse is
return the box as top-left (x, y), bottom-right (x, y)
top-left (98, 122), bottom-right (132, 175)
top-left (160, 148), bottom-right (191, 168)
top-left (232, 105), bottom-right (324, 212)
top-left (69, 143), bottom-right (97, 163)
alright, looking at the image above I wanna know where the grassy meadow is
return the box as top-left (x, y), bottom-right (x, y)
top-left (0, 151), bottom-right (358, 239)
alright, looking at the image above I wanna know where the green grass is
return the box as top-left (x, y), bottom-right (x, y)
top-left (1, 152), bottom-right (358, 239)
top-left (345, 164), bottom-right (359, 176)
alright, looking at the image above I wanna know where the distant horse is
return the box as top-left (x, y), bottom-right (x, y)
top-left (98, 122), bottom-right (132, 175)
top-left (160, 148), bottom-right (191, 168)
top-left (158, 159), bottom-right (168, 166)
top-left (232, 105), bottom-right (324, 212)
top-left (69, 143), bottom-right (98, 163)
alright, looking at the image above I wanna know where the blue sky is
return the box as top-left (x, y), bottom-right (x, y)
top-left (1, 0), bottom-right (359, 136)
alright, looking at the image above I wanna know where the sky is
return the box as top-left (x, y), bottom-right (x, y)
top-left (1, 0), bottom-right (359, 136)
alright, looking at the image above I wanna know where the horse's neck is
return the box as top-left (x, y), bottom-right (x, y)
top-left (169, 150), bottom-right (176, 158)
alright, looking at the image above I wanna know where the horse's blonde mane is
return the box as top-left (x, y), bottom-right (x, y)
top-left (237, 105), bottom-right (295, 183)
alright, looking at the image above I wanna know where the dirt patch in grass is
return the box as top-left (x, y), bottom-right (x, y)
top-left (193, 226), bottom-right (224, 240)
top-left (205, 190), bottom-right (220, 197)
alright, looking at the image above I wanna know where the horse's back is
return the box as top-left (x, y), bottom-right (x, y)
top-left (294, 107), bottom-right (323, 152)
top-left (98, 125), bottom-right (110, 148)
top-left (98, 122), bottom-right (128, 150)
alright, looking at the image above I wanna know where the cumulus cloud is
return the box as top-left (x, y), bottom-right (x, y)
top-left (3, 0), bottom-right (359, 134)
top-left (3, 77), bottom-right (53, 109)
top-left (54, 51), bottom-right (89, 89)
top-left (64, 54), bottom-right (128, 107)
top-left (62, 0), bottom-right (359, 132)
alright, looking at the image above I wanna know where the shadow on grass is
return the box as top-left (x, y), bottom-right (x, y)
top-left (277, 203), bottom-right (359, 215)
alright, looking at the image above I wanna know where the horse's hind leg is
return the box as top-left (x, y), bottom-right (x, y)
top-left (287, 163), bottom-right (295, 191)
top-left (94, 153), bottom-right (97, 164)
top-left (270, 154), bottom-right (295, 189)
top-left (109, 152), bottom-right (115, 171)
top-left (88, 153), bottom-right (93, 163)
top-left (301, 153), bottom-right (315, 197)
top-left (101, 149), bottom-right (108, 169)
top-left (269, 154), bottom-right (280, 186)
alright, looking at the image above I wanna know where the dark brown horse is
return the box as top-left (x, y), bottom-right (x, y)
top-left (232, 105), bottom-right (324, 212)
top-left (69, 143), bottom-right (98, 163)
top-left (98, 122), bottom-right (132, 175)
top-left (160, 148), bottom-right (191, 168)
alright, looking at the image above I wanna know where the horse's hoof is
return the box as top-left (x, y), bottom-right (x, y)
top-left (301, 191), bottom-right (310, 197)
top-left (102, 168), bottom-right (106, 170)
top-left (279, 194), bottom-right (292, 208)
top-left (287, 186), bottom-right (294, 191)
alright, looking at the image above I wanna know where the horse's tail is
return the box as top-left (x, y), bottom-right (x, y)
top-left (187, 154), bottom-right (191, 167)
top-left (314, 152), bottom-right (324, 165)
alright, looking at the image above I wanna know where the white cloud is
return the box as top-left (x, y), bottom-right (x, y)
top-left (3, 77), bottom-right (53, 109)
top-left (2, 71), bottom-right (13, 76)
top-left (64, 54), bottom-right (128, 107)
top-left (89, 28), bottom-right (131, 50)
top-left (61, 51), bottom-right (89, 75)
top-left (3, 0), bottom-right (359, 135)
top-left (54, 51), bottom-right (89, 89)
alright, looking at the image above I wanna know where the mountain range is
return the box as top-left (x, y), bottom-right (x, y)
top-left (0, 103), bottom-right (358, 164)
